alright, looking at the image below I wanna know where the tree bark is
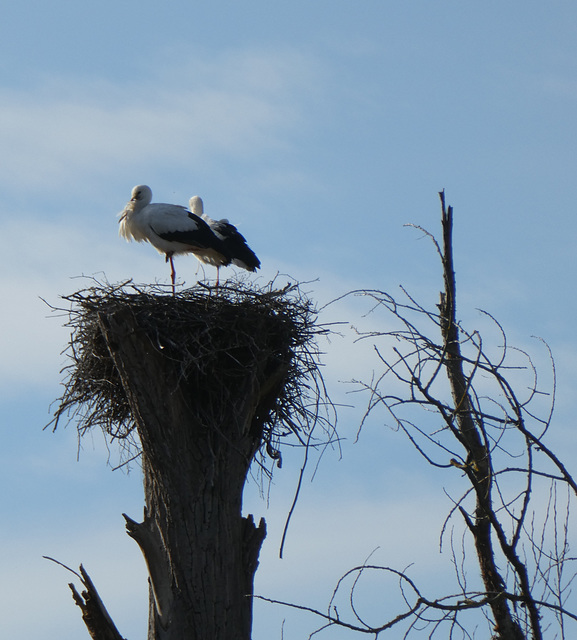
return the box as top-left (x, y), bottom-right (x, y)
top-left (68, 565), bottom-right (127, 640)
top-left (96, 306), bottom-right (273, 640)
top-left (438, 193), bottom-right (525, 640)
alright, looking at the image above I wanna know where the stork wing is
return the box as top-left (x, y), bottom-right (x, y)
top-left (211, 219), bottom-right (249, 244)
top-left (147, 206), bottom-right (220, 250)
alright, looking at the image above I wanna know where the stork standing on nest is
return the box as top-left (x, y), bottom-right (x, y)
top-left (119, 185), bottom-right (232, 294)
top-left (189, 196), bottom-right (260, 283)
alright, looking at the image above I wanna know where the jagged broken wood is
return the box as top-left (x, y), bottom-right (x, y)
top-left (68, 565), bottom-right (127, 640)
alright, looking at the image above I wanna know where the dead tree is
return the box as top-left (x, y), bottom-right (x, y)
top-left (51, 279), bottom-right (331, 640)
top-left (258, 193), bottom-right (577, 639)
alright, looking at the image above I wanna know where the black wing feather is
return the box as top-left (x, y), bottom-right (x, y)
top-left (213, 220), bottom-right (260, 271)
top-left (152, 212), bottom-right (232, 261)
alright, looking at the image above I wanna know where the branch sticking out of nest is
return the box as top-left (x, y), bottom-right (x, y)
top-left (48, 277), bottom-right (335, 469)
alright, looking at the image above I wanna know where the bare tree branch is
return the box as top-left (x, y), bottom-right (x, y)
top-left (264, 192), bottom-right (577, 639)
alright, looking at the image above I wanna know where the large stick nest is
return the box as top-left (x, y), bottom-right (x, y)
top-left (50, 278), bottom-right (333, 467)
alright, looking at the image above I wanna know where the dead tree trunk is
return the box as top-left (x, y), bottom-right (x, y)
top-left (97, 308), bottom-right (267, 639)
top-left (52, 282), bottom-right (322, 640)
top-left (437, 195), bottom-right (526, 640)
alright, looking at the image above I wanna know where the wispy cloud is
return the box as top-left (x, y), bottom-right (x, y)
top-left (0, 48), bottom-right (322, 198)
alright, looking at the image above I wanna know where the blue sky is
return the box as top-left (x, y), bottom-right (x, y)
top-left (1, 1), bottom-right (577, 638)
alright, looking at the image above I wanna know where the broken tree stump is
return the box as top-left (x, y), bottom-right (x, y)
top-left (52, 280), bottom-right (328, 640)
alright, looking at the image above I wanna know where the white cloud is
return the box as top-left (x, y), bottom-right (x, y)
top-left (0, 48), bottom-right (321, 197)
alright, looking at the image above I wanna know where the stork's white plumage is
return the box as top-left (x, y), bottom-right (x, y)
top-left (119, 185), bottom-right (231, 293)
top-left (189, 196), bottom-right (260, 282)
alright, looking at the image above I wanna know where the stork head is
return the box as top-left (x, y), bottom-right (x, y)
top-left (130, 185), bottom-right (153, 205)
top-left (189, 195), bottom-right (204, 216)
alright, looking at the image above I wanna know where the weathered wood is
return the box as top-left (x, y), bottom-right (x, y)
top-left (97, 305), bottom-right (275, 640)
top-left (438, 193), bottom-right (525, 640)
top-left (68, 565), bottom-right (127, 640)
top-left (123, 511), bottom-right (173, 628)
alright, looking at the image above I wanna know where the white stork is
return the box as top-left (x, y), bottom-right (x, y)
top-left (119, 185), bottom-right (231, 293)
top-left (189, 196), bottom-right (260, 283)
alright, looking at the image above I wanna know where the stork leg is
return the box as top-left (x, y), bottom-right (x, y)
top-left (169, 255), bottom-right (176, 296)
top-left (216, 266), bottom-right (220, 287)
